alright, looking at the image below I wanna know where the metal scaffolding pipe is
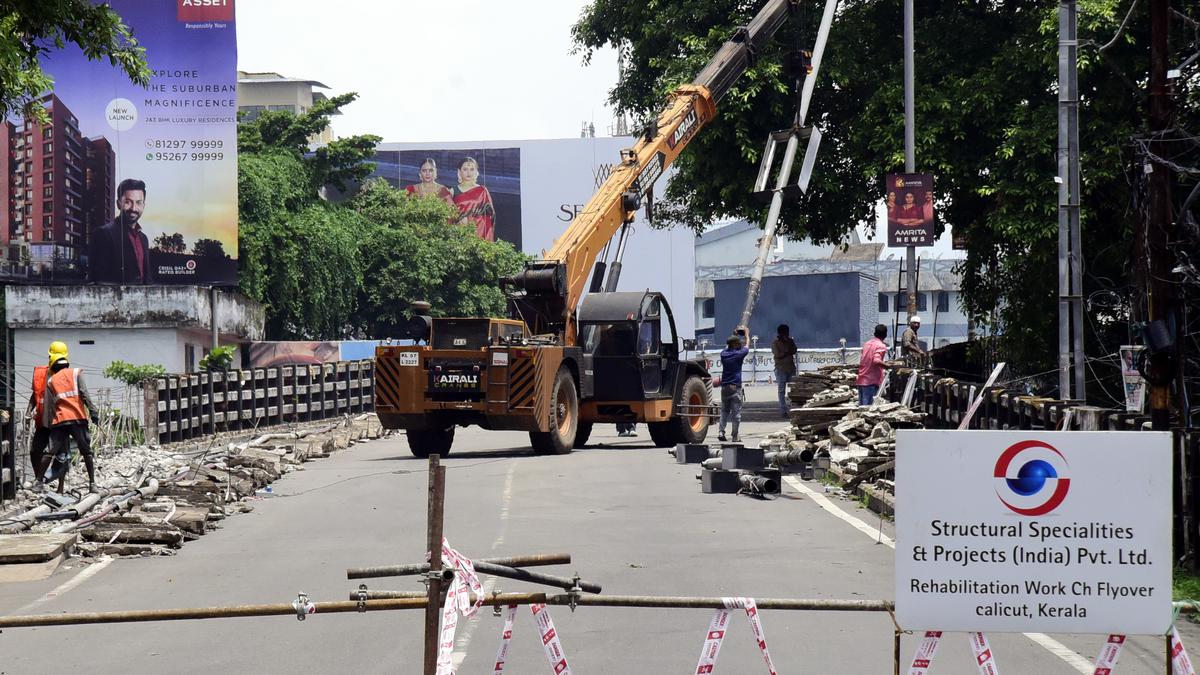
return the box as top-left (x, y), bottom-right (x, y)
top-left (472, 561), bottom-right (602, 594)
top-left (347, 553), bottom-right (572, 580)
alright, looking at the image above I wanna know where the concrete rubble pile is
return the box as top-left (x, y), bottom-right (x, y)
top-left (783, 372), bottom-right (926, 493)
top-left (0, 415), bottom-right (386, 558)
top-left (786, 366), bottom-right (858, 408)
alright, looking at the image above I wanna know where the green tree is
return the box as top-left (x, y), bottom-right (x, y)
top-left (348, 179), bottom-right (528, 336)
top-left (0, 1), bottom-right (150, 124)
top-left (191, 238), bottom-right (228, 259)
top-left (573, 0), bottom-right (1197, 389)
top-left (152, 232), bottom-right (186, 254)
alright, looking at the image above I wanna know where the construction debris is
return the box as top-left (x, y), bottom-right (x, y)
top-left (0, 415), bottom-right (386, 560)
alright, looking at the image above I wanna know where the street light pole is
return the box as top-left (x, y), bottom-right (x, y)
top-left (903, 0), bottom-right (917, 319)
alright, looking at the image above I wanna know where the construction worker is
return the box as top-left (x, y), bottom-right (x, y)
top-left (771, 324), bottom-right (798, 418)
top-left (23, 352), bottom-right (54, 484)
top-left (40, 342), bottom-right (100, 493)
top-left (901, 315), bottom-right (926, 367)
top-left (717, 334), bottom-right (750, 443)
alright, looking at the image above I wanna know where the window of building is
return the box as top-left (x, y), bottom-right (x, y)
top-left (700, 298), bottom-right (715, 319)
top-left (937, 291), bottom-right (950, 313)
top-left (42, 127), bottom-right (52, 139)
top-left (268, 104), bottom-right (294, 112)
top-left (43, 200), bottom-right (52, 213)
top-left (43, 142), bottom-right (52, 154)
top-left (43, 186), bottom-right (52, 197)
top-left (917, 293), bottom-right (928, 312)
top-left (42, 157), bottom-right (52, 170)
top-left (185, 344), bottom-right (196, 373)
top-left (43, 215), bottom-right (52, 227)
top-left (878, 293), bottom-right (889, 313)
top-left (43, 171), bottom-right (51, 183)
top-left (24, 204), bottom-right (31, 214)
top-left (894, 293), bottom-right (929, 313)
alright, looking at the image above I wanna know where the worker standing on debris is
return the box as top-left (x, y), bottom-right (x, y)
top-left (771, 324), bottom-right (798, 418)
top-left (718, 335), bottom-right (750, 443)
top-left (24, 356), bottom-right (53, 484)
top-left (857, 324), bottom-right (890, 406)
top-left (40, 343), bottom-right (100, 493)
top-left (901, 316), bottom-right (926, 367)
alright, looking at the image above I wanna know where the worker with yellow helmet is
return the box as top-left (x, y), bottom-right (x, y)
top-left (22, 342), bottom-right (67, 484)
top-left (38, 341), bottom-right (100, 493)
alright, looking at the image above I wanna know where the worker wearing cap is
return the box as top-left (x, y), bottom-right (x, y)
top-left (23, 350), bottom-right (55, 482)
top-left (901, 315), bottom-right (926, 367)
top-left (40, 342), bottom-right (100, 493)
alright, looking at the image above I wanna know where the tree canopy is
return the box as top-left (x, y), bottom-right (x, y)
top-left (237, 97), bottom-right (527, 339)
top-left (0, 0), bottom-right (150, 123)
top-left (574, 0), bottom-right (1199, 389)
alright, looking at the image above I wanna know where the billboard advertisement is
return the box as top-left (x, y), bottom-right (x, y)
top-left (374, 149), bottom-right (521, 247)
top-left (371, 138), bottom-right (697, 338)
top-left (886, 173), bottom-right (935, 247)
top-left (0, 0), bottom-right (238, 285)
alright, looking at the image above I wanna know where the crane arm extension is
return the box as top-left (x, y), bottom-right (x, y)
top-left (539, 0), bottom-right (796, 344)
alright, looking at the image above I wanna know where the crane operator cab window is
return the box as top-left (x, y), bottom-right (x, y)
top-left (638, 296), bottom-right (675, 396)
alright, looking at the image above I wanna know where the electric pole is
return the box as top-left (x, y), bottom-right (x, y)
top-left (1057, 0), bottom-right (1086, 400)
top-left (903, 0), bottom-right (917, 319)
top-left (1146, 0), bottom-right (1174, 430)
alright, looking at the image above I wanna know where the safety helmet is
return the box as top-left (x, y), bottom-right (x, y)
top-left (908, 315), bottom-right (922, 325)
top-left (48, 340), bottom-right (69, 365)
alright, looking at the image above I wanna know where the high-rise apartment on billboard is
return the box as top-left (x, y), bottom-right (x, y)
top-left (0, 0), bottom-right (239, 285)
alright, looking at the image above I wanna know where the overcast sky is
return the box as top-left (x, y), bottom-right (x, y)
top-left (236, 0), bottom-right (619, 143)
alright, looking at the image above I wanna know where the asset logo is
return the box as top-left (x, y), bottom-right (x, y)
top-left (993, 439), bottom-right (1070, 516)
top-left (178, 0), bottom-right (234, 22)
top-left (185, 259), bottom-right (197, 271)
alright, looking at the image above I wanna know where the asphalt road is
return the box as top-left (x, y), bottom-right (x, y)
top-left (0, 388), bottom-right (1194, 673)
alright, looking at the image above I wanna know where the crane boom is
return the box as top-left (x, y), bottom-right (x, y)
top-left (504, 0), bottom-right (797, 345)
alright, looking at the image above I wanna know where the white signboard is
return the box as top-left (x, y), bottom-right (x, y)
top-left (895, 430), bottom-right (1172, 634)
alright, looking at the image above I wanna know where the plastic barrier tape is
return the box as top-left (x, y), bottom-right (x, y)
top-left (531, 603), bottom-right (573, 674)
top-left (492, 604), bottom-right (518, 675)
top-left (968, 632), bottom-right (1000, 675)
top-left (693, 597), bottom-right (778, 675)
top-left (1091, 634), bottom-right (1125, 674)
top-left (907, 631), bottom-right (943, 674)
top-left (1173, 627), bottom-right (1195, 675)
top-left (435, 539), bottom-right (485, 675)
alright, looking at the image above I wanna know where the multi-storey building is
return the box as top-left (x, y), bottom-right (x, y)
top-left (0, 94), bottom-right (113, 277)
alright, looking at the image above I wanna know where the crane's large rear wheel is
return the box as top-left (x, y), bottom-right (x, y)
top-left (530, 367), bottom-right (577, 455)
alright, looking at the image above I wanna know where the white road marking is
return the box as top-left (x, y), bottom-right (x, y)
top-left (10, 555), bottom-right (114, 615)
top-left (452, 463), bottom-right (516, 669)
top-left (784, 476), bottom-right (1092, 674)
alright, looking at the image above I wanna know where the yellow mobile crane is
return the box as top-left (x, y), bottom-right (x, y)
top-left (374, 0), bottom-right (798, 457)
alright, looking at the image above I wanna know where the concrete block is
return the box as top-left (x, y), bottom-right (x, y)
top-left (701, 469), bottom-right (740, 494)
top-left (721, 446), bottom-right (764, 471)
top-left (675, 444), bottom-right (710, 464)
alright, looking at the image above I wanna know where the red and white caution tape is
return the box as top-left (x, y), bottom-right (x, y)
top-left (491, 603), bottom-right (574, 674)
top-left (693, 597), bottom-right (778, 675)
top-left (435, 539), bottom-right (485, 675)
top-left (907, 631), bottom-right (943, 674)
top-left (1091, 634), bottom-right (1125, 674)
top-left (491, 604), bottom-right (518, 675)
top-left (1173, 626), bottom-right (1196, 675)
top-left (531, 603), bottom-right (573, 674)
top-left (968, 632), bottom-right (1000, 675)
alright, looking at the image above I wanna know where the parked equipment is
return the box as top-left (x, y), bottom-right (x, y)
top-left (374, 0), bottom-right (802, 457)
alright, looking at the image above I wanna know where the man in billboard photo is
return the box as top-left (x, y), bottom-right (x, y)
top-left (452, 156), bottom-right (496, 241)
top-left (90, 178), bottom-right (151, 284)
top-left (406, 157), bottom-right (454, 206)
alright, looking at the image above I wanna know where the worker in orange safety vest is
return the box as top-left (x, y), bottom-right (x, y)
top-left (39, 342), bottom-right (100, 493)
top-left (24, 358), bottom-right (51, 484)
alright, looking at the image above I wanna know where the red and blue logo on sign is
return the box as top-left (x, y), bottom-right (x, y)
top-left (993, 440), bottom-right (1070, 516)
